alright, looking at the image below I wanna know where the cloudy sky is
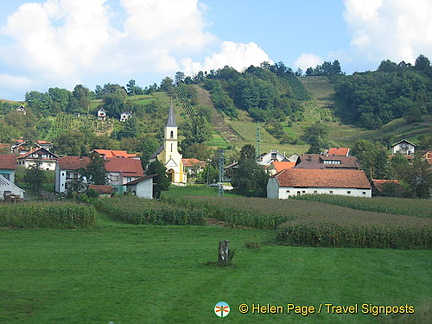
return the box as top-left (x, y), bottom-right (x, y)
top-left (0, 0), bottom-right (431, 100)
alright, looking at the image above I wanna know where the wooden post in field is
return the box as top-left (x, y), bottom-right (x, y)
top-left (218, 240), bottom-right (230, 264)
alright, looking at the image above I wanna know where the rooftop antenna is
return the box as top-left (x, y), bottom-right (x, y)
top-left (255, 121), bottom-right (261, 163)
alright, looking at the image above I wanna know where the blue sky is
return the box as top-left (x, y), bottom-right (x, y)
top-left (0, 0), bottom-right (431, 100)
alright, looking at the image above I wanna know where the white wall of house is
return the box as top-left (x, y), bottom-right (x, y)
top-left (19, 159), bottom-right (57, 171)
top-left (392, 142), bottom-right (415, 155)
top-left (0, 175), bottom-right (25, 200)
top-left (126, 179), bottom-right (153, 199)
top-left (55, 169), bottom-right (82, 193)
top-left (267, 179), bottom-right (372, 199)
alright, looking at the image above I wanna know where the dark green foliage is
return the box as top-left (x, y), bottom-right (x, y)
top-left (352, 139), bottom-right (390, 180)
top-left (0, 202), bottom-right (96, 228)
top-left (335, 55), bottom-right (432, 128)
top-left (305, 60), bottom-right (343, 76)
top-left (24, 160), bottom-right (47, 193)
top-left (146, 160), bottom-right (170, 198)
top-left (80, 152), bottom-right (108, 185)
top-left (229, 145), bottom-right (268, 197)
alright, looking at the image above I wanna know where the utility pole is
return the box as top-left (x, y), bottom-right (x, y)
top-left (214, 149), bottom-right (226, 197)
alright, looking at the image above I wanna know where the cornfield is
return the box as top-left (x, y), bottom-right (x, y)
top-left (167, 196), bottom-right (432, 249)
top-left (94, 196), bottom-right (206, 225)
top-left (0, 202), bottom-right (96, 228)
top-left (293, 194), bottom-right (432, 218)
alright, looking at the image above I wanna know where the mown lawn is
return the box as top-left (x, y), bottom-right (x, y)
top-left (1, 218), bottom-right (431, 323)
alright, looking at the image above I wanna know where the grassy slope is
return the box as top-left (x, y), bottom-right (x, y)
top-left (1, 221), bottom-right (431, 323)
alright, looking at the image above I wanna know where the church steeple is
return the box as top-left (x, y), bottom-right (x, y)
top-left (166, 100), bottom-right (177, 127)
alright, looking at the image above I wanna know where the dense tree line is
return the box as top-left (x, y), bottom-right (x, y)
top-left (334, 55), bottom-right (432, 129)
top-left (305, 60), bottom-right (343, 76)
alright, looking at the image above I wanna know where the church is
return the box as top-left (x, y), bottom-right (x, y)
top-left (149, 102), bottom-right (186, 183)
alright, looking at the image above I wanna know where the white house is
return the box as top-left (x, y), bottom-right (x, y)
top-left (0, 175), bottom-right (25, 201)
top-left (104, 158), bottom-right (144, 194)
top-left (55, 156), bottom-right (91, 193)
top-left (267, 168), bottom-right (372, 199)
top-left (97, 108), bottom-right (107, 120)
top-left (259, 150), bottom-right (291, 165)
top-left (391, 139), bottom-right (415, 155)
top-left (17, 147), bottom-right (59, 171)
top-left (120, 111), bottom-right (133, 122)
top-left (0, 154), bottom-right (17, 183)
top-left (125, 174), bottom-right (157, 199)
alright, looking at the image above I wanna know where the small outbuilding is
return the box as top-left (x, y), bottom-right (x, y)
top-left (125, 174), bottom-right (157, 199)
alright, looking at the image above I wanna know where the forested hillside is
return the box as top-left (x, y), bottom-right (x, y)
top-left (1, 56), bottom-right (432, 159)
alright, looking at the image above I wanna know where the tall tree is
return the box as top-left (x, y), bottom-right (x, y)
top-left (80, 152), bottom-right (108, 185)
top-left (146, 160), bottom-right (170, 198)
top-left (24, 160), bottom-right (46, 194)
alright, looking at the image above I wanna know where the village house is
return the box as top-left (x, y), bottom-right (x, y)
top-left (125, 174), bottom-right (157, 199)
top-left (91, 149), bottom-right (138, 160)
top-left (0, 154), bottom-right (24, 201)
top-left (294, 154), bottom-right (361, 170)
top-left (120, 111), bottom-right (133, 122)
top-left (391, 139), bottom-right (415, 156)
top-left (55, 156), bottom-right (91, 193)
top-left (55, 155), bottom-right (144, 194)
top-left (324, 147), bottom-right (350, 156)
top-left (0, 154), bottom-right (18, 182)
top-left (182, 158), bottom-right (206, 179)
top-left (267, 168), bottom-right (372, 199)
top-left (104, 158), bottom-right (144, 194)
top-left (17, 147), bottom-right (59, 171)
top-left (150, 102), bottom-right (186, 183)
top-left (258, 150), bottom-right (292, 165)
top-left (11, 139), bottom-right (53, 155)
top-left (267, 161), bottom-right (296, 175)
top-left (97, 108), bottom-right (107, 120)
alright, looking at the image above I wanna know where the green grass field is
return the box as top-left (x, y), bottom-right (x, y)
top-left (1, 193), bottom-right (432, 323)
top-left (1, 221), bottom-right (431, 323)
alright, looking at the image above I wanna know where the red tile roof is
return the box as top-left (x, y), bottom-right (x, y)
top-left (58, 156), bottom-right (91, 170)
top-left (105, 158), bottom-right (144, 177)
top-left (182, 158), bottom-right (205, 167)
top-left (0, 154), bottom-right (17, 170)
top-left (271, 161), bottom-right (296, 172)
top-left (327, 147), bottom-right (350, 156)
top-left (372, 179), bottom-right (400, 192)
top-left (93, 149), bottom-right (137, 158)
top-left (274, 169), bottom-right (371, 189)
top-left (88, 184), bottom-right (113, 195)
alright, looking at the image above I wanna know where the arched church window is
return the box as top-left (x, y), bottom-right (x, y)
top-left (170, 130), bottom-right (174, 138)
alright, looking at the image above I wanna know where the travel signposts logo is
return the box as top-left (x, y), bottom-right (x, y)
top-left (214, 301), bottom-right (230, 318)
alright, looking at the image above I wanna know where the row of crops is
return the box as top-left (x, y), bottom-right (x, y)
top-left (0, 202), bottom-right (96, 228)
top-left (1, 194), bottom-right (431, 249)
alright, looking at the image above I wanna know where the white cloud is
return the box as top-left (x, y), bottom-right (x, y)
top-left (294, 53), bottom-right (324, 71)
top-left (0, 0), bottom-right (272, 99)
top-left (343, 0), bottom-right (432, 64)
top-left (182, 41), bottom-right (271, 74)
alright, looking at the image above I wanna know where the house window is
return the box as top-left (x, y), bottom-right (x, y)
top-left (111, 175), bottom-right (119, 181)
top-left (286, 190), bottom-right (290, 193)
top-left (0, 173), bottom-right (10, 180)
top-left (362, 192), bottom-right (366, 195)
top-left (314, 190), bottom-right (318, 194)
top-left (329, 190), bottom-right (333, 194)
top-left (347, 191), bottom-right (351, 194)
top-left (302, 191), bottom-right (306, 194)
top-left (297, 191), bottom-right (301, 195)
